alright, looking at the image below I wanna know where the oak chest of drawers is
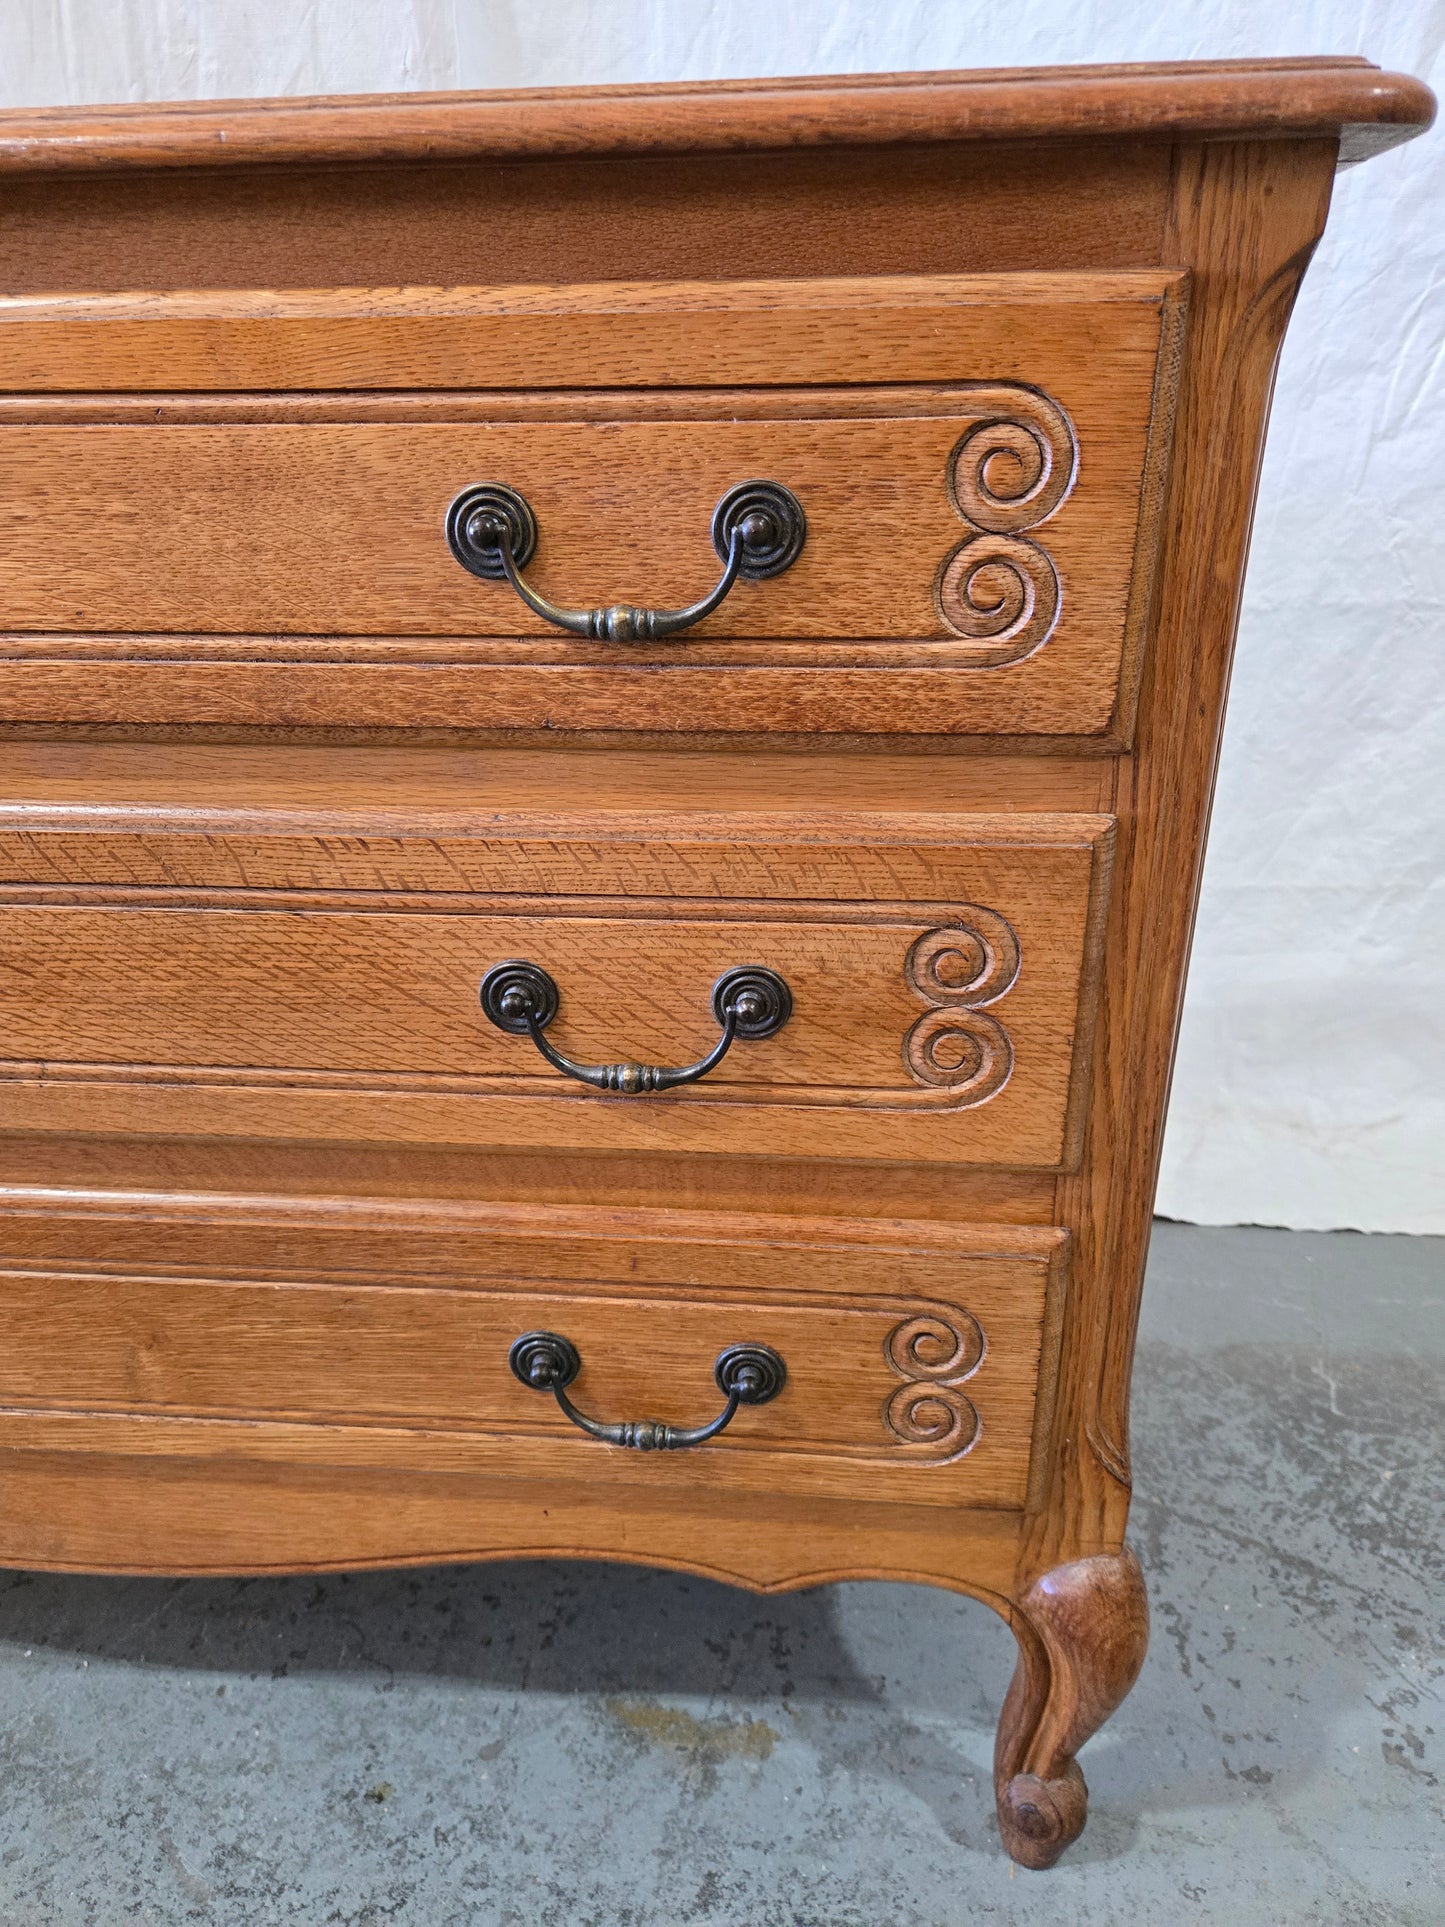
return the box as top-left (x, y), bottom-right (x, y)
top-left (0, 58), bottom-right (1430, 1867)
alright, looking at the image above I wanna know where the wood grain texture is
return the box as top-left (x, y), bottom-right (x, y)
top-left (0, 144), bottom-right (1175, 299)
top-left (0, 65), bottom-right (1430, 1869)
top-left (0, 60), bottom-right (1427, 175)
top-left (1027, 139), bottom-right (1341, 1579)
top-left (0, 1192), bottom-right (1063, 1513)
top-left (0, 273), bottom-right (1180, 738)
top-left (0, 1135), bottom-right (1059, 1229)
top-left (0, 792), bottom-right (1114, 1166)
top-left (0, 1451), bottom-right (1028, 1596)
top-left (994, 1546), bottom-right (1149, 1868)
top-left (0, 270), bottom-right (1178, 390)
top-left (0, 739), bottom-right (1115, 816)
top-left (0, 409), bottom-right (1137, 642)
top-left (0, 660), bottom-right (1151, 739)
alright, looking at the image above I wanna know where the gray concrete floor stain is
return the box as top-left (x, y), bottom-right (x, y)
top-left (0, 1224), bottom-right (1439, 1925)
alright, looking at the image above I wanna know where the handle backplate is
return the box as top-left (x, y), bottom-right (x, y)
top-left (480, 960), bottom-right (792, 1094)
top-left (445, 479), bottom-right (806, 640)
top-left (508, 1329), bottom-right (787, 1450)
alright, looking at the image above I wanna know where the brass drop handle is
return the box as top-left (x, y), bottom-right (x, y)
top-left (445, 479), bottom-right (806, 640)
top-left (509, 1331), bottom-right (787, 1451)
top-left (479, 961), bottom-right (792, 1094)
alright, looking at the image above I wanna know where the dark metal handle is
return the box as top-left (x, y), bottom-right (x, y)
top-left (509, 1331), bottom-right (786, 1450)
top-left (445, 479), bottom-right (806, 641)
top-left (479, 961), bottom-right (792, 1095)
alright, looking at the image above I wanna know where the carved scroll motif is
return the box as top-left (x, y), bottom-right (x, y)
top-left (902, 908), bottom-right (1019, 1103)
top-left (937, 387), bottom-right (1078, 665)
top-left (882, 1309), bottom-right (985, 1457)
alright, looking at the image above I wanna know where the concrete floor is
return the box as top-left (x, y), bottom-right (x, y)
top-left (0, 1223), bottom-right (1439, 1926)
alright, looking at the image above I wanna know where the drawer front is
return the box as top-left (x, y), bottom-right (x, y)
top-left (0, 809), bottom-right (1113, 1168)
top-left (0, 271), bottom-right (1183, 736)
top-left (0, 1197), bottom-right (1065, 1512)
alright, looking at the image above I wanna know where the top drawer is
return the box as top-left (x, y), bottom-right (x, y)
top-left (0, 272), bottom-right (1183, 737)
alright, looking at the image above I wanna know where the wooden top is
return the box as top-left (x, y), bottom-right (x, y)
top-left (0, 57), bottom-right (1431, 177)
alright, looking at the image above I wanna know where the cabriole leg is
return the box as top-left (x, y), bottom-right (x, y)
top-left (994, 1546), bottom-right (1149, 1868)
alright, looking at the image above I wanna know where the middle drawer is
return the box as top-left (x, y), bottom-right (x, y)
top-left (0, 756), bottom-right (1113, 1169)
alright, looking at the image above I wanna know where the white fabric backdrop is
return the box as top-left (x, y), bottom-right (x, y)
top-left (1, 2), bottom-right (1441, 1232)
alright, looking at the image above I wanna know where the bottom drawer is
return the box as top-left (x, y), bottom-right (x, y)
top-left (0, 1196), bottom-right (1064, 1512)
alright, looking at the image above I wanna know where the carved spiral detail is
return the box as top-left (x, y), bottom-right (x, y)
top-left (886, 1311), bottom-right (984, 1382)
top-left (937, 385), bottom-right (1077, 665)
top-left (937, 534), bottom-right (1060, 663)
top-left (880, 1307), bottom-right (985, 1458)
top-left (902, 911), bottom-right (1019, 1102)
top-left (904, 1008), bottom-right (1013, 1100)
top-left (907, 912), bottom-right (1020, 1009)
top-left (948, 397), bottom-right (1076, 534)
top-left (884, 1382), bottom-right (980, 1453)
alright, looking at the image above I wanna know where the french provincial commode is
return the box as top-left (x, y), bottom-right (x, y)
top-left (0, 58), bottom-right (1431, 1867)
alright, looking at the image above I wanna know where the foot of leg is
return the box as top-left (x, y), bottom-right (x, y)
top-left (994, 1545), bottom-right (1148, 1869)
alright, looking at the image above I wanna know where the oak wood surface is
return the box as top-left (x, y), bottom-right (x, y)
top-left (0, 272), bottom-right (1180, 738)
top-left (0, 1451), bottom-right (1028, 1595)
top-left (0, 60), bottom-right (1427, 175)
top-left (0, 411), bottom-right (1145, 643)
top-left (994, 1547), bottom-right (1149, 1867)
top-left (0, 136), bottom-right (1186, 739)
top-left (1026, 138), bottom-right (1342, 1585)
top-left (0, 1185), bottom-right (1063, 1272)
top-left (0, 661), bottom-right (1148, 739)
top-left (0, 1136), bottom-right (1059, 1228)
top-left (0, 1194), bottom-right (1063, 1512)
top-left (0, 270), bottom-right (1177, 389)
top-left (0, 144), bottom-right (1175, 298)
top-left (0, 739), bottom-right (1115, 815)
top-left (0, 63), bottom-right (1431, 1868)
top-left (0, 780), bottom-right (1113, 1166)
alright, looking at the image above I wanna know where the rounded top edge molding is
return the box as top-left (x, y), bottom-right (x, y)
top-left (0, 61), bottom-right (1429, 177)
